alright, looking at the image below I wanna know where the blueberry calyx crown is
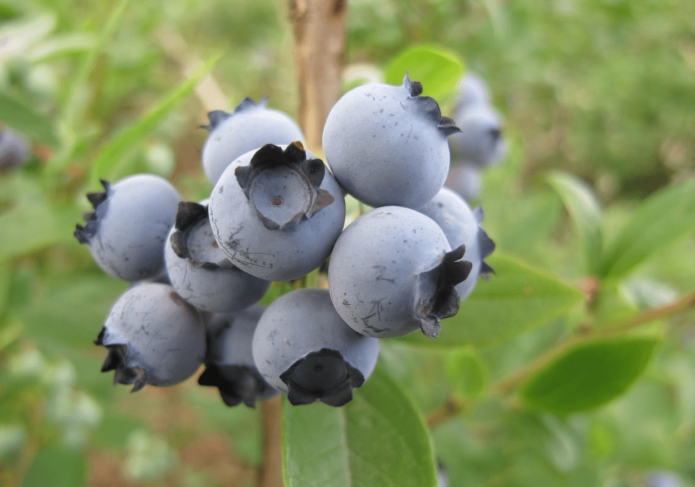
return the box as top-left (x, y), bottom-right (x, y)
top-left (94, 327), bottom-right (148, 393)
top-left (473, 207), bottom-right (496, 277)
top-left (74, 179), bottom-right (111, 244)
top-left (402, 72), bottom-right (461, 137)
top-left (201, 97), bottom-right (269, 131)
top-left (235, 141), bottom-right (335, 231)
top-left (198, 363), bottom-right (272, 408)
top-left (280, 348), bottom-right (365, 407)
top-left (417, 245), bottom-right (473, 338)
top-left (169, 201), bottom-right (231, 270)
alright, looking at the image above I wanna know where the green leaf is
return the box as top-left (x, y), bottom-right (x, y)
top-left (521, 336), bottom-right (661, 415)
top-left (0, 203), bottom-right (77, 264)
top-left (0, 90), bottom-right (59, 145)
top-left (0, 263), bottom-right (10, 317)
top-left (600, 179), bottom-right (695, 279)
top-left (385, 45), bottom-right (464, 101)
top-left (21, 446), bottom-right (87, 487)
top-left (88, 55), bottom-right (220, 186)
top-left (401, 254), bottom-right (585, 347)
top-left (546, 171), bottom-right (602, 275)
top-left (445, 348), bottom-right (488, 399)
top-left (282, 364), bottom-right (437, 487)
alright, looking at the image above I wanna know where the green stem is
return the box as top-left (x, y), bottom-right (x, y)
top-left (427, 292), bottom-right (695, 428)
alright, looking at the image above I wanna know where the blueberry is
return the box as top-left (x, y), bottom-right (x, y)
top-left (445, 164), bottom-right (481, 202)
top-left (165, 200), bottom-right (270, 312)
top-left (252, 289), bottom-right (379, 407)
top-left (449, 104), bottom-right (506, 167)
top-left (209, 142), bottom-right (345, 281)
top-left (198, 305), bottom-right (277, 407)
top-left (328, 206), bottom-right (473, 338)
top-left (95, 283), bottom-right (206, 391)
top-left (455, 73), bottom-right (490, 112)
top-left (322, 73), bottom-right (460, 209)
top-left (74, 175), bottom-right (181, 281)
top-left (0, 128), bottom-right (31, 170)
top-left (416, 187), bottom-right (495, 299)
top-left (201, 98), bottom-right (305, 185)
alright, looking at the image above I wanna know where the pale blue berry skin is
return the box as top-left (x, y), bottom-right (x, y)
top-left (97, 283), bottom-right (206, 391)
top-left (417, 188), bottom-right (494, 299)
top-left (328, 207), bottom-right (464, 339)
top-left (201, 306), bottom-right (278, 406)
top-left (75, 175), bottom-right (181, 282)
top-left (252, 289), bottom-right (379, 398)
top-left (165, 200), bottom-right (270, 313)
top-left (0, 128), bottom-right (31, 169)
top-left (455, 73), bottom-right (490, 112)
top-left (209, 145), bottom-right (345, 282)
top-left (202, 99), bottom-right (304, 185)
top-left (445, 164), bottom-right (481, 202)
top-left (450, 104), bottom-right (506, 167)
top-left (322, 74), bottom-right (459, 209)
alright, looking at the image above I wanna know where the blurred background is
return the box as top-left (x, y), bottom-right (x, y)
top-left (0, 0), bottom-right (693, 486)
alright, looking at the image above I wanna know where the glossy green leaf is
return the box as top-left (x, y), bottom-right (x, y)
top-left (21, 446), bottom-right (87, 487)
top-left (401, 254), bottom-right (585, 347)
top-left (445, 347), bottom-right (488, 399)
top-left (89, 55), bottom-right (219, 186)
top-left (546, 171), bottom-right (602, 275)
top-left (0, 90), bottom-right (59, 145)
top-left (0, 203), bottom-right (77, 263)
top-left (600, 179), bottom-right (695, 279)
top-left (283, 364), bottom-right (437, 487)
top-left (385, 45), bottom-right (464, 101)
top-left (521, 337), bottom-right (661, 414)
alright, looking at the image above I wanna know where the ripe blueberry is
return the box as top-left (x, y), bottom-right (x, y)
top-left (0, 128), bottom-right (31, 170)
top-left (322, 73), bottom-right (460, 209)
top-left (209, 142), bottom-right (345, 281)
top-left (328, 206), bottom-right (472, 338)
top-left (95, 283), bottom-right (206, 391)
top-left (74, 175), bottom-right (181, 281)
top-left (198, 305), bottom-right (277, 407)
top-left (252, 289), bottom-right (379, 407)
top-left (201, 98), bottom-right (304, 185)
top-left (416, 187), bottom-right (495, 299)
top-left (455, 73), bottom-right (490, 112)
top-left (449, 104), bottom-right (506, 167)
top-left (165, 200), bottom-right (270, 312)
top-left (445, 164), bottom-right (481, 202)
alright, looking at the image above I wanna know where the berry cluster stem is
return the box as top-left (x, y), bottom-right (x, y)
top-left (427, 292), bottom-right (695, 428)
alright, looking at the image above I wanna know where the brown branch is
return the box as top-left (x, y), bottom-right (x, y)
top-left (259, 396), bottom-right (284, 487)
top-left (427, 292), bottom-right (695, 428)
top-left (288, 0), bottom-right (347, 151)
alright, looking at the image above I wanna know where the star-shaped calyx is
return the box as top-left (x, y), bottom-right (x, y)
top-left (280, 348), bottom-right (365, 407)
top-left (402, 72), bottom-right (461, 137)
top-left (201, 97), bottom-right (269, 131)
top-left (74, 179), bottom-right (111, 244)
top-left (198, 364), bottom-right (273, 408)
top-left (169, 201), bottom-right (233, 270)
top-left (94, 327), bottom-right (148, 393)
top-left (417, 245), bottom-right (473, 338)
top-left (234, 141), bottom-right (335, 230)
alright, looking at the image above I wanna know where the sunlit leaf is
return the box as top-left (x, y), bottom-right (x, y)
top-left (546, 171), bottom-right (602, 275)
top-left (0, 90), bottom-right (59, 145)
top-left (521, 337), bottom-right (661, 414)
top-left (401, 254), bottom-right (585, 347)
top-left (445, 347), bottom-right (488, 399)
top-left (283, 364), bottom-right (437, 487)
top-left (21, 446), bottom-right (86, 487)
top-left (600, 179), bottom-right (695, 279)
top-left (0, 203), bottom-right (76, 263)
top-left (385, 45), bottom-right (464, 101)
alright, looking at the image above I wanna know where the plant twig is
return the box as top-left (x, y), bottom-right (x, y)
top-left (427, 292), bottom-right (695, 428)
top-left (259, 396), bottom-right (284, 487)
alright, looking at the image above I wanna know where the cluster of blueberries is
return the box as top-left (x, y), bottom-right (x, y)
top-left (74, 73), bottom-right (498, 408)
top-left (445, 73), bottom-right (506, 200)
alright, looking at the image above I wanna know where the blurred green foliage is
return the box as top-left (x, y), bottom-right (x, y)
top-left (0, 0), bottom-right (693, 486)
